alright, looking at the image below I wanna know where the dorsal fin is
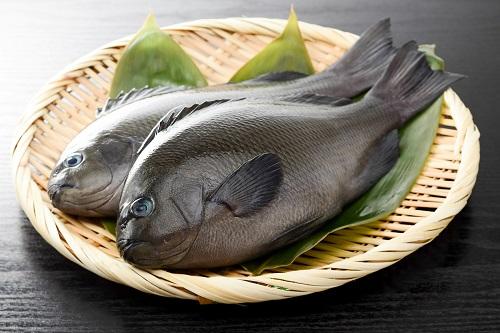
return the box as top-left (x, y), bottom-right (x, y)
top-left (136, 99), bottom-right (235, 155)
top-left (243, 71), bottom-right (308, 84)
top-left (97, 85), bottom-right (187, 118)
top-left (282, 93), bottom-right (353, 107)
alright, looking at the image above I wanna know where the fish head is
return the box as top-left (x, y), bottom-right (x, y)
top-left (117, 171), bottom-right (205, 268)
top-left (48, 133), bottom-right (137, 216)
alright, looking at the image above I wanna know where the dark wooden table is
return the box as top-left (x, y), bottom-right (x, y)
top-left (1, 0), bottom-right (499, 331)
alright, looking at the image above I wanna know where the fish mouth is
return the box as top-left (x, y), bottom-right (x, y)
top-left (57, 171), bottom-right (125, 216)
top-left (117, 239), bottom-right (148, 261)
top-left (117, 237), bottom-right (191, 268)
top-left (62, 172), bottom-right (115, 206)
top-left (48, 182), bottom-right (120, 217)
top-left (64, 180), bottom-right (123, 212)
top-left (48, 184), bottom-right (74, 202)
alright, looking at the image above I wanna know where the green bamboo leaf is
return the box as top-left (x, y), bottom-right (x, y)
top-left (229, 7), bottom-right (315, 83)
top-left (243, 45), bottom-right (445, 275)
top-left (101, 219), bottom-right (116, 236)
top-left (419, 44), bottom-right (444, 70)
top-left (109, 13), bottom-right (207, 98)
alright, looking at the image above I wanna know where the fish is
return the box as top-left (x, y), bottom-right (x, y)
top-left (116, 41), bottom-right (463, 269)
top-left (48, 19), bottom-right (397, 217)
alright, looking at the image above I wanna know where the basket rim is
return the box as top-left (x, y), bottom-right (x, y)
top-left (10, 17), bottom-right (480, 304)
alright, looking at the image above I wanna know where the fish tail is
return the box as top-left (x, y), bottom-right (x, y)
top-left (325, 18), bottom-right (397, 95)
top-left (367, 41), bottom-right (465, 124)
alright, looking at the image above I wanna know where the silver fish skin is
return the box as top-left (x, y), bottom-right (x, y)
top-left (117, 42), bottom-right (463, 269)
top-left (48, 19), bottom-right (397, 217)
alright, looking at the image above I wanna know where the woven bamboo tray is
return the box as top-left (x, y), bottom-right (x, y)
top-left (11, 17), bottom-right (479, 304)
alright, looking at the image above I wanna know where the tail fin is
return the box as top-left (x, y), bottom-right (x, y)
top-left (367, 41), bottom-right (465, 124)
top-left (325, 18), bottom-right (397, 94)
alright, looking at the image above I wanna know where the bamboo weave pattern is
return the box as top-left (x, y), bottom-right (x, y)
top-left (11, 18), bottom-right (479, 304)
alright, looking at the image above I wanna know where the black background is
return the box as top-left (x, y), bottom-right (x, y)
top-left (1, 0), bottom-right (499, 331)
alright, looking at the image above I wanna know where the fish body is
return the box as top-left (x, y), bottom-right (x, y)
top-left (117, 42), bottom-right (463, 269)
top-left (48, 19), bottom-right (397, 216)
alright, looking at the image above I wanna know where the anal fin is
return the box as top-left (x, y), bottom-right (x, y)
top-left (354, 130), bottom-right (400, 191)
top-left (269, 215), bottom-right (322, 249)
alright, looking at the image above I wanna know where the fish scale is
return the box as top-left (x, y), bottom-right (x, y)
top-left (120, 99), bottom-right (395, 268)
top-left (117, 42), bottom-right (463, 269)
top-left (48, 19), bottom-right (398, 217)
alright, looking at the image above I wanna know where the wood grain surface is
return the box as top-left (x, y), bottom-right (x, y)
top-left (1, 0), bottom-right (499, 331)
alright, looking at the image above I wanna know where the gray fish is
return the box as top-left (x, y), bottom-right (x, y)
top-left (48, 19), bottom-right (396, 217)
top-left (116, 42), bottom-right (463, 269)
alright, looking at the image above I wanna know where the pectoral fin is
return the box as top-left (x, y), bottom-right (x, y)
top-left (209, 153), bottom-right (283, 217)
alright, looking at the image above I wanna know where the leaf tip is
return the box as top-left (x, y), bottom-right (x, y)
top-left (419, 44), bottom-right (445, 70)
top-left (289, 4), bottom-right (297, 21)
top-left (141, 12), bottom-right (161, 33)
top-left (283, 5), bottom-right (300, 36)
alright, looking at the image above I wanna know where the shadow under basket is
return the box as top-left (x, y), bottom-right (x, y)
top-left (11, 17), bottom-right (480, 304)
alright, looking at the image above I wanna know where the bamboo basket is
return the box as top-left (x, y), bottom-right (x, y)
top-left (11, 17), bottom-right (479, 304)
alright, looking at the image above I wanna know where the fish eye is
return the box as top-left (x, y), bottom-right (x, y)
top-left (64, 152), bottom-right (84, 168)
top-left (130, 197), bottom-right (154, 217)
